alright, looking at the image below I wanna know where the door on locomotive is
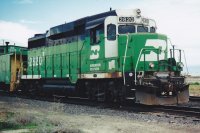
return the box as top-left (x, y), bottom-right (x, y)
top-left (104, 16), bottom-right (118, 58)
top-left (10, 52), bottom-right (21, 91)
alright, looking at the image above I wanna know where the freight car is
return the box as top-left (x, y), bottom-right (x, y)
top-left (0, 42), bottom-right (27, 92)
top-left (2, 9), bottom-right (189, 105)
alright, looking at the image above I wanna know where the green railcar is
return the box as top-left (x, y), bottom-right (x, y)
top-left (22, 9), bottom-right (189, 105)
top-left (0, 45), bottom-right (27, 91)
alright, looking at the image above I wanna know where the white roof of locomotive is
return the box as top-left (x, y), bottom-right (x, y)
top-left (114, 9), bottom-right (157, 28)
top-left (115, 9), bottom-right (141, 16)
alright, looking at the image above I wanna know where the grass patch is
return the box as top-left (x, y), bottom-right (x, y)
top-left (190, 82), bottom-right (200, 85)
top-left (0, 102), bottom-right (82, 132)
top-left (0, 111), bottom-right (38, 131)
top-left (0, 111), bottom-right (14, 120)
top-left (0, 111), bottom-right (60, 132)
top-left (189, 84), bottom-right (200, 96)
top-left (0, 121), bottom-right (18, 130)
top-left (0, 121), bottom-right (37, 131)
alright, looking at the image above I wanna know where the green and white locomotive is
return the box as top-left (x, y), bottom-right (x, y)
top-left (19, 9), bottom-right (189, 105)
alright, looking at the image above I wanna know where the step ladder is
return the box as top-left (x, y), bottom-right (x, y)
top-left (125, 87), bottom-right (136, 101)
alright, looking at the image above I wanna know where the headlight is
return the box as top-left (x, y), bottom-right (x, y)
top-left (149, 62), bottom-right (154, 68)
top-left (129, 72), bottom-right (133, 77)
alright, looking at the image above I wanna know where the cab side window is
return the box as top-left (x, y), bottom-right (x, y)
top-left (0, 47), bottom-right (4, 54)
top-left (90, 24), bottom-right (103, 45)
top-left (107, 24), bottom-right (116, 41)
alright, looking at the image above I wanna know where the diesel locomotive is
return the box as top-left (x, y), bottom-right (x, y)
top-left (0, 9), bottom-right (189, 105)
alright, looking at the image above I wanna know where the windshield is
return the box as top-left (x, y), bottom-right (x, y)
top-left (137, 26), bottom-right (148, 32)
top-left (118, 25), bottom-right (135, 34)
top-left (150, 27), bottom-right (156, 33)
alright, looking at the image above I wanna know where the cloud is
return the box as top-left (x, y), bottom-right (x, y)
top-left (19, 19), bottom-right (43, 24)
top-left (127, 0), bottom-right (200, 67)
top-left (0, 21), bottom-right (38, 46)
top-left (14, 0), bottom-right (33, 4)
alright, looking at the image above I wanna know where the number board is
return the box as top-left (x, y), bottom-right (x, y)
top-left (118, 17), bottom-right (134, 23)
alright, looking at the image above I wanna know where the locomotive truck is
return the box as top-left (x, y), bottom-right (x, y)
top-left (0, 9), bottom-right (189, 105)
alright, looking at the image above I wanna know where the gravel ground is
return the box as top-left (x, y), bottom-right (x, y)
top-left (0, 96), bottom-right (200, 133)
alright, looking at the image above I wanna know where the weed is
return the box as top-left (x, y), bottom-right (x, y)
top-left (8, 113), bottom-right (35, 126)
top-left (189, 84), bottom-right (200, 96)
top-left (0, 122), bottom-right (18, 130)
top-left (190, 82), bottom-right (200, 85)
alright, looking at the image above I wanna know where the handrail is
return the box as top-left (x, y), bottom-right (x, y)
top-left (134, 48), bottom-right (159, 85)
top-left (169, 47), bottom-right (189, 75)
top-left (134, 48), bottom-right (145, 85)
top-left (168, 38), bottom-right (188, 73)
top-left (123, 34), bottom-right (129, 85)
top-left (182, 50), bottom-right (189, 75)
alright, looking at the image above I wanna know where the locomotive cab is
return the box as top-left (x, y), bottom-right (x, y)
top-left (101, 9), bottom-right (189, 105)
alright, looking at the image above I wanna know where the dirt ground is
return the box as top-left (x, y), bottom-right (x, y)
top-left (0, 97), bottom-right (200, 133)
top-left (186, 76), bottom-right (200, 96)
top-left (189, 85), bottom-right (200, 96)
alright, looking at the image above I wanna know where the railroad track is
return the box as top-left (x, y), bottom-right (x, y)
top-left (0, 91), bottom-right (200, 118)
top-left (149, 105), bottom-right (200, 118)
top-left (190, 96), bottom-right (200, 102)
top-left (117, 103), bottom-right (200, 118)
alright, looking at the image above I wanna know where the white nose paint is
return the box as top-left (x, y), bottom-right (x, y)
top-left (140, 39), bottom-right (167, 61)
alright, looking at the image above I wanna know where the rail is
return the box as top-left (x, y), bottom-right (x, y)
top-left (190, 96), bottom-right (200, 102)
top-left (150, 105), bottom-right (200, 118)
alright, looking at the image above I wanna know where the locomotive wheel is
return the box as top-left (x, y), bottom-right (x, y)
top-left (106, 82), bottom-right (115, 103)
top-left (21, 81), bottom-right (29, 94)
top-left (85, 81), bottom-right (97, 101)
top-left (96, 81), bottom-right (106, 102)
top-left (35, 81), bottom-right (42, 95)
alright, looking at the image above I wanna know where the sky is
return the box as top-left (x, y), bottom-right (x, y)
top-left (0, 0), bottom-right (200, 75)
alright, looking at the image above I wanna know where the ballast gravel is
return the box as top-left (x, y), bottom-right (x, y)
top-left (0, 96), bottom-right (200, 133)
